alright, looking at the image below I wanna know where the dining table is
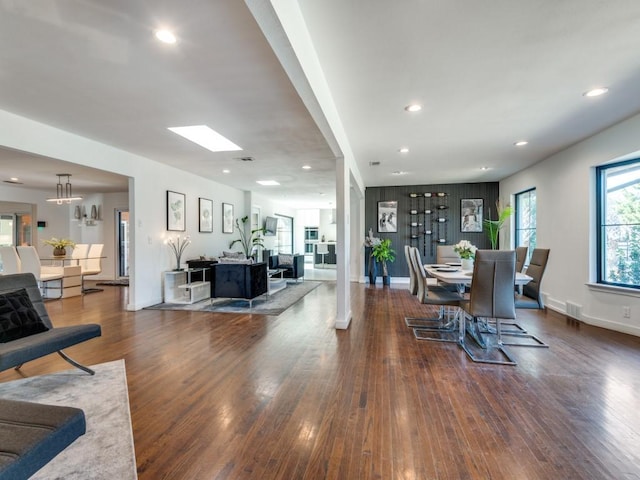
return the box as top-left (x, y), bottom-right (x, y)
top-left (423, 262), bottom-right (533, 349)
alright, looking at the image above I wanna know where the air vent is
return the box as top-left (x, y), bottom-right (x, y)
top-left (3, 180), bottom-right (23, 185)
top-left (369, 161), bottom-right (381, 166)
top-left (238, 156), bottom-right (254, 162)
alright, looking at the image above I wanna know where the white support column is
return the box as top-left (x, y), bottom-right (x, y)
top-left (335, 156), bottom-right (351, 329)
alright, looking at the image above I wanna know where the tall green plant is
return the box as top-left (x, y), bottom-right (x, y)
top-left (483, 201), bottom-right (513, 249)
top-left (371, 238), bottom-right (396, 276)
top-left (229, 216), bottom-right (266, 257)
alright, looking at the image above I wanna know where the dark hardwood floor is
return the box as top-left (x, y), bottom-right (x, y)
top-left (1, 281), bottom-right (639, 479)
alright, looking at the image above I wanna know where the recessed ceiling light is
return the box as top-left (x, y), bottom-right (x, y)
top-left (583, 87), bottom-right (608, 97)
top-left (222, 169), bottom-right (230, 174)
top-left (256, 180), bottom-right (280, 186)
top-left (404, 104), bottom-right (422, 112)
top-left (392, 171), bottom-right (408, 175)
top-left (514, 141), bottom-right (528, 147)
top-left (302, 165), bottom-right (311, 170)
top-left (168, 125), bottom-right (242, 152)
top-left (155, 29), bottom-right (177, 44)
top-left (480, 166), bottom-right (490, 171)
top-left (9, 177), bottom-right (18, 182)
top-left (398, 147), bottom-right (409, 153)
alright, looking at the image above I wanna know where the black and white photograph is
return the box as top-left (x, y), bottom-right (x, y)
top-left (167, 190), bottom-right (185, 231)
top-left (461, 198), bottom-right (483, 232)
top-left (199, 197), bottom-right (213, 233)
top-left (377, 200), bottom-right (398, 233)
top-left (222, 202), bottom-right (234, 233)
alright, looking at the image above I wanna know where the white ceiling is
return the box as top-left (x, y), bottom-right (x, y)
top-left (1, 0), bottom-right (640, 204)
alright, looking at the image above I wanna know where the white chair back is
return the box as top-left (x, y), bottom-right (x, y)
top-left (16, 246), bottom-right (42, 279)
top-left (84, 244), bottom-right (103, 275)
top-left (72, 243), bottom-right (89, 268)
top-left (0, 246), bottom-right (21, 274)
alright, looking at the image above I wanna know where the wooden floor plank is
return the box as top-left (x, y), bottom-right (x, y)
top-left (1, 281), bottom-right (640, 479)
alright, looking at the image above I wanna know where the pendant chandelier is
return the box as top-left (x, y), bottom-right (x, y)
top-left (46, 173), bottom-right (83, 204)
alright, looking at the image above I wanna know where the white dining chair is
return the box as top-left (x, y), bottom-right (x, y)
top-left (72, 243), bottom-right (89, 268)
top-left (0, 246), bottom-right (21, 274)
top-left (16, 246), bottom-right (64, 298)
top-left (81, 243), bottom-right (104, 293)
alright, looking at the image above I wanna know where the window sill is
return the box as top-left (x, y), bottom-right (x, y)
top-left (586, 283), bottom-right (640, 298)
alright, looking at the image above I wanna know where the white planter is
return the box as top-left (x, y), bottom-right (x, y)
top-left (461, 258), bottom-right (474, 271)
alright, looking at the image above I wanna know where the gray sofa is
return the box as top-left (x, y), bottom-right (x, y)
top-left (0, 398), bottom-right (86, 479)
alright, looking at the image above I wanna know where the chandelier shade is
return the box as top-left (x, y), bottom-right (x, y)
top-left (46, 173), bottom-right (83, 204)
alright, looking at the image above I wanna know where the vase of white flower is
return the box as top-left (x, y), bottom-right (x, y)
top-left (453, 240), bottom-right (477, 271)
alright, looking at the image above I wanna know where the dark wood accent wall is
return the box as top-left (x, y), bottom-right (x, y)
top-left (365, 182), bottom-right (499, 277)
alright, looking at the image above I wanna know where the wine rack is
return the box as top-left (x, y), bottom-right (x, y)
top-left (408, 191), bottom-right (448, 258)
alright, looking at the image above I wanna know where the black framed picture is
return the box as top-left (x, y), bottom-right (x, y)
top-left (222, 202), bottom-right (234, 233)
top-left (461, 198), bottom-right (483, 232)
top-left (377, 200), bottom-right (398, 233)
top-left (167, 190), bottom-right (186, 231)
top-left (199, 197), bottom-right (213, 233)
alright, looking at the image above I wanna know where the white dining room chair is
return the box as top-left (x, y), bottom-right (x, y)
top-left (81, 243), bottom-right (104, 293)
top-left (72, 243), bottom-right (89, 268)
top-left (0, 246), bottom-right (22, 274)
top-left (16, 246), bottom-right (64, 298)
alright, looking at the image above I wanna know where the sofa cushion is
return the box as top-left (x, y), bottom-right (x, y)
top-left (218, 257), bottom-right (254, 264)
top-left (278, 254), bottom-right (294, 267)
top-left (0, 288), bottom-right (49, 343)
top-left (221, 251), bottom-right (246, 259)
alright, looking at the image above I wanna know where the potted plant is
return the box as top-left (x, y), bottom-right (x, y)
top-left (453, 240), bottom-right (477, 270)
top-left (371, 238), bottom-right (396, 286)
top-left (42, 237), bottom-right (76, 256)
top-left (483, 200), bottom-right (513, 249)
top-left (229, 216), bottom-right (266, 258)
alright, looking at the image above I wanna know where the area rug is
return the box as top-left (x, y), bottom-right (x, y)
top-left (0, 360), bottom-right (137, 479)
top-left (96, 279), bottom-right (129, 286)
top-left (146, 280), bottom-right (321, 315)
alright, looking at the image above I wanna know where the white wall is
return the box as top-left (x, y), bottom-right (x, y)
top-left (501, 111), bottom-right (640, 337)
top-left (0, 109), bottom-right (247, 310)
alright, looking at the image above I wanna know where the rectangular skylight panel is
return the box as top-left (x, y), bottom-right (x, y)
top-left (168, 125), bottom-right (242, 152)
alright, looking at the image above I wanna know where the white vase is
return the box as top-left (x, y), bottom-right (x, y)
top-left (461, 258), bottom-right (474, 271)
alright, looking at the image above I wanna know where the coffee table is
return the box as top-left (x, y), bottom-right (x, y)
top-left (267, 269), bottom-right (287, 295)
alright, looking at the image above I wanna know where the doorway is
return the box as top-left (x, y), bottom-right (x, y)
top-left (116, 209), bottom-right (129, 278)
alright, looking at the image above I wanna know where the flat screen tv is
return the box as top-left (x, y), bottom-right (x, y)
top-left (264, 216), bottom-right (278, 236)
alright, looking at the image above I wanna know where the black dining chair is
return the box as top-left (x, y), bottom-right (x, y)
top-left (515, 246), bottom-right (528, 273)
top-left (515, 248), bottom-right (550, 309)
top-left (404, 245), bottom-right (418, 296)
top-left (459, 249), bottom-right (519, 365)
top-left (407, 247), bottom-right (465, 342)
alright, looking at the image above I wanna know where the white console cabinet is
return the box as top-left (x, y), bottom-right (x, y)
top-left (163, 269), bottom-right (209, 304)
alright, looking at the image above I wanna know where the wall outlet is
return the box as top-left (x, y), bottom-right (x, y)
top-left (623, 306), bottom-right (631, 318)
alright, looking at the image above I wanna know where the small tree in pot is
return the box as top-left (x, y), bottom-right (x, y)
top-left (371, 238), bottom-right (396, 286)
top-left (229, 216), bottom-right (266, 258)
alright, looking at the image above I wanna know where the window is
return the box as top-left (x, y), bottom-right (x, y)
top-left (597, 158), bottom-right (640, 288)
top-left (515, 188), bottom-right (536, 263)
top-left (275, 214), bottom-right (293, 254)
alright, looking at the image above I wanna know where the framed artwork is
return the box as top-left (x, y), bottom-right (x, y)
top-left (461, 198), bottom-right (483, 232)
top-left (167, 190), bottom-right (186, 231)
top-left (199, 197), bottom-right (213, 233)
top-left (377, 200), bottom-right (398, 233)
top-left (222, 202), bottom-right (234, 233)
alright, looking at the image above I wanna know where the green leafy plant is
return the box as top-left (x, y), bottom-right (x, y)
top-left (42, 237), bottom-right (76, 249)
top-left (229, 216), bottom-right (266, 257)
top-left (483, 201), bottom-right (513, 249)
top-left (371, 238), bottom-right (396, 276)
